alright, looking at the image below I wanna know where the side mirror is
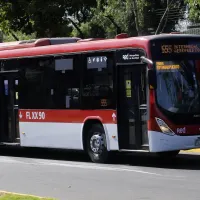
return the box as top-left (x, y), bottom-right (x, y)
top-left (148, 69), bottom-right (157, 90)
top-left (140, 56), bottom-right (157, 90)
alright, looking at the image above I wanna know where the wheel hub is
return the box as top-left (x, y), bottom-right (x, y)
top-left (90, 133), bottom-right (104, 154)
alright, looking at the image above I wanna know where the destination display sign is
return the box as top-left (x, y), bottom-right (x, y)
top-left (156, 61), bottom-right (180, 71)
top-left (151, 38), bottom-right (200, 60)
top-left (161, 44), bottom-right (200, 54)
top-left (115, 49), bottom-right (144, 64)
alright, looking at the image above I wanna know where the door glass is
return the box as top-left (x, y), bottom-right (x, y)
top-left (15, 79), bottom-right (19, 104)
top-left (14, 79), bottom-right (19, 140)
top-left (118, 67), bottom-right (140, 149)
top-left (4, 79), bottom-right (12, 141)
top-left (124, 69), bottom-right (136, 147)
top-left (4, 80), bottom-right (8, 96)
top-left (138, 67), bottom-right (148, 145)
top-left (3, 77), bottom-right (19, 142)
top-left (118, 66), bottom-right (147, 149)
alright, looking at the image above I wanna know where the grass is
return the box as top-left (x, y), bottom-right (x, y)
top-left (0, 192), bottom-right (55, 200)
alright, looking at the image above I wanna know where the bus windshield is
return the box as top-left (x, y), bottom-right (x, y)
top-left (155, 60), bottom-right (200, 114)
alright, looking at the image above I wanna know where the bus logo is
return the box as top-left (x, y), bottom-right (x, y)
top-left (177, 127), bottom-right (186, 134)
top-left (122, 54), bottom-right (140, 60)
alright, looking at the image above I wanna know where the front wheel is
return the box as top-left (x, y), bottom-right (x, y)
top-left (86, 124), bottom-right (109, 163)
top-left (156, 150), bottom-right (180, 158)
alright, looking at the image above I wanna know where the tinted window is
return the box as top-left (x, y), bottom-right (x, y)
top-left (82, 53), bottom-right (115, 109)
top-left (2, 56), bottom-right (81, 109)
top-left (156, 60), bottom-right (200, 114)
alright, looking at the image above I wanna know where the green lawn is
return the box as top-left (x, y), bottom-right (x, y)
top-left (0, 192), bottom-right (55, 200)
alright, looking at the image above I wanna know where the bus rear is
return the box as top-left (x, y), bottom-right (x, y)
top-left (147, 35), bottom-right (200, 155)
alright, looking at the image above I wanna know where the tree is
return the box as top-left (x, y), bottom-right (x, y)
top-left (0, 32), bottom-right (3, 42)
top-left (72, 0), bottom-right (148, 38)
top-left (0, 2), bottom-right (11, 35)
top-left (185, 0), bottom-right (200, 23)
top-left (0, 0), bottom-right (187, 40)
top-left (72, 0), bottom-right (186, 38)
top-left (0, 0), bottom-right (96, 38)
top-left (155, 0), bottom-right (186, 33)
top-left (3, 31), bottom-right (36, 42)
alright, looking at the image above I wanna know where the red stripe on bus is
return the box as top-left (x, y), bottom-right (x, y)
top-left (18, 109), bottom-right (117, 124)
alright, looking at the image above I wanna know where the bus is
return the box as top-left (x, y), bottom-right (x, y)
top-left (0, 33), bottom-right (200, 163)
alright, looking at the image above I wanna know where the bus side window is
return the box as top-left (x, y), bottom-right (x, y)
top-left (53, 56), bottom-right (80, 109)
top-left (66, 88), bottom-right (79, 108)
top-left (18, 56), bottom-right (81, 110)
top-left (82, 54), bottom-right (115, 109)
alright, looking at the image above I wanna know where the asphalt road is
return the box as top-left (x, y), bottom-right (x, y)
top-left (0, 148), bottom-right (200, 200)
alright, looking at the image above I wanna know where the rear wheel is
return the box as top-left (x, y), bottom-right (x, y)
top-left (156, 150), bottom-right (180, 158)
top-left (86, 124), bottom-right (109, 163)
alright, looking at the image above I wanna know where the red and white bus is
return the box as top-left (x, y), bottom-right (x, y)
top-left (0, 34), bottom-right (200, 163)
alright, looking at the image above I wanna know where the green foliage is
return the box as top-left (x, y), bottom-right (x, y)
top-left (72, 0), bottom-right (185, 38)
top-left (0, 0), bottom-right (96, 38)
top-left (72, 0), bottom-right (137, 38)
top-left (0, 2), bottom-right (12, 34)
top-left (0, 193), bottom-right (54, 200)
top-left (185, 0), bottom-right (200, 22)
top-left (3, 31), bottom-right (36, 42)
top-left (0, 0), bottom-right (187, 39)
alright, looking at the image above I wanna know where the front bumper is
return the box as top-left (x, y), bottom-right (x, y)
top-left (148, 131), bottom-right (200, 152)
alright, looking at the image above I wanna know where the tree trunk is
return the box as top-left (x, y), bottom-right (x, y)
top-left (132, 0), bottom-right (140, 35)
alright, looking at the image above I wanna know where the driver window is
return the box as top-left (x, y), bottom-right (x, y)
top-left (82, 53), bottom-right (115, 109)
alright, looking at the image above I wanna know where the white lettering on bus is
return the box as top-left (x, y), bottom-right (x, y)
top-left (26, 112), bottom-right (31, 119)
top-left (25, 111), bottom-right (45, 120)
top-left (177, 127), bottom-right (186, 134)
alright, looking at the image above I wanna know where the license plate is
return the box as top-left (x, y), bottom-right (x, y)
top-left (195, 137), bottom-right (200, 146)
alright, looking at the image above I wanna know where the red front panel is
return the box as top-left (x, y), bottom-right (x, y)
top-left (148, 90), bottom-right (200, 136)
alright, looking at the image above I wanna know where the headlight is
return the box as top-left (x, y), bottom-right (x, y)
top-left (155, 117), bottom-right (175, 136)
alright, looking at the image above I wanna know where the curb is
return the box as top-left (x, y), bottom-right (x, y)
top-left (0, 190), bottom-right (54, 199)
top-left (181, 148), bottom-right (200, 153)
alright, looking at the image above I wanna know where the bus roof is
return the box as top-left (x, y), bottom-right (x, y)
top-left (0, 34), bottom-right (199, 60)
top-left (0, 37), bottom-right (80, 51)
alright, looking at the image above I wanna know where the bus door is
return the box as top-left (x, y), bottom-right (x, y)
top-left (0, 72), bottom-right (19, 143)
top-left (117, 64), bottom-right (148, 150)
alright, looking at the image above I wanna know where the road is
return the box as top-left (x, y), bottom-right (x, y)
top-left (0, 148), bottom-right (200, 200)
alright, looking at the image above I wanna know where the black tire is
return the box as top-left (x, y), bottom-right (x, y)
top-left (156, 150), bottom-right (180, 158)
top-left (86, 124), bottom-right (109, 163)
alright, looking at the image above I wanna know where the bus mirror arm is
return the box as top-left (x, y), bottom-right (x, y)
top-left (140, 56), bottom-right (153, 65)
top-left (140, 56), bottom-right (156, 89)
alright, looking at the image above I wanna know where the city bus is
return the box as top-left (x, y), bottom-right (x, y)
top-left (0, 33), bottom-right (200, 163)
